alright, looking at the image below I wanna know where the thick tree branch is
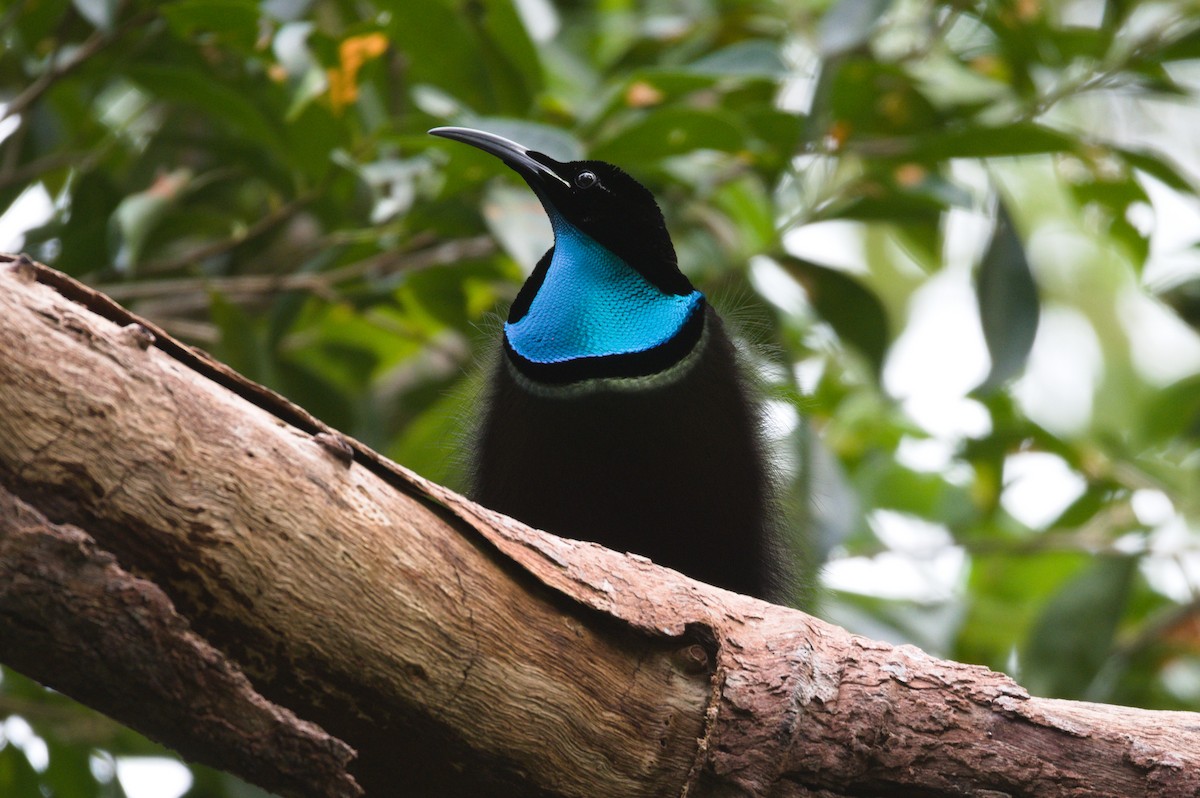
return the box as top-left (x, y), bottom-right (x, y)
top-left (0, 253), bottom-right (1198, 797)
top-left (0, 487), bottom-right (359, 798)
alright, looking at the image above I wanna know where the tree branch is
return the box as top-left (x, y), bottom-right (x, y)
top-left (0, 9), bottom-right (156, 123)
top-left (96, 234), bottom-right (496, 303)
top-left (0, 486), bottom-right (359, 798)
top-left (0, 253), bottom-right (1197, 797)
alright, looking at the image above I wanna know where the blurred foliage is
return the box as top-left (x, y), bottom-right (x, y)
top-left (3, 0), bottom-right (1200, 794)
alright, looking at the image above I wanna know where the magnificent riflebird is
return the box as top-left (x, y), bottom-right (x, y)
top-left (430, 126), bottom-right (777, 599)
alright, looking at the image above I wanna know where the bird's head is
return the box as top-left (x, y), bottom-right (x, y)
top-left (429, 126), bottom-right (692, 296)
top-left (430, 126), bottom-right (705, 381)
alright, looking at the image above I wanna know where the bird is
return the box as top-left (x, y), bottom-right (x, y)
top-left (430, 126), bottom-right (779, 600)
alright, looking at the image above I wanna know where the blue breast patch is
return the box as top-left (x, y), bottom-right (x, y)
top-left (505, 220), bottom-right (703, 364)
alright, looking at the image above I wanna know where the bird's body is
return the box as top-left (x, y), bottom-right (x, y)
top-left (431, 127), bottom-right (778, 599)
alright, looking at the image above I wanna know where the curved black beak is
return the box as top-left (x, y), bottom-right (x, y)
top-left (429, 126), bottom-right (569, 189)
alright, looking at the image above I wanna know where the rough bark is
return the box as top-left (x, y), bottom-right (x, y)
top-left (0, 253), bottom-right (1197, 798)
top-left (0, 488), bottom-right (359, 797)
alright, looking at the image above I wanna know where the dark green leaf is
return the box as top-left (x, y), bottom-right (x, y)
top-left (125, 65), bottom-right (285, 150)
top-left (1047, 483), bottom-right (1118, 530)
top-left (975, 201), bottom-right (1040, 393)
top-left (960, 551), bottom-right (1092, 668)
top-left (0, 744), bottom-right (43, 797)
top-left (776, 255), bottom-right (890, 377)
top-left (1141, 373), bottom-right (1200, 442)
top-left (43, 739), bottom-right (100, 798)
top-left (473, 0), bottom-right (543, 104)
top-left (1047, 26), bottom-right (1114, 62)
top-left (161, 0), bottom-right (261, 51)
top-left (744, 107), bottom-right (804, 163)
top-left (1022, 556), bottom-right (1137, 700)
top-left (209, 293), bottom-right (270, 382)
top-left (1125, 59), bottom-right (1191, 96)
top-left (1070, 171), bottom-right (1150, 267)
top-left (56, 171), bottom-right (123, 278)
top-left (1160, 276), bottom-right (1200, 333)
top-left (590, 108), bottom-right (745, 163)
top-left (387, 0), bottom-right (540, 115)
top-left (1158, 26), bottom-right (1200, 63)
top-left (827, 60), bottom-right (938, 137)
top-left (13, 0), bottom-right (72, 44)
top-left (830, 196), bottom-right (941, 223)
top-left (1117, 147), bottom-right (1197, 193)
top-left (711, 174), bottom-right (776, 255)
top-left (913, 123), bottom-right (1077, 160)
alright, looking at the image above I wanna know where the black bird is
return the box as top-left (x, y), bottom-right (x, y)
top-left (430, 126), bottom-right (778, 599)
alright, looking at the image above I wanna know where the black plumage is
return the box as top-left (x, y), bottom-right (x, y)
top-left (430, 126), bottom-right (778, 599)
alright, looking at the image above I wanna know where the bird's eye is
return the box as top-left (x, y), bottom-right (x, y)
top-left (574, 170), bottom-right (598, 189)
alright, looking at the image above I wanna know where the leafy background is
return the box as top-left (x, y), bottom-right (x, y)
top-left (2, 0), bottom-right (1200, 794)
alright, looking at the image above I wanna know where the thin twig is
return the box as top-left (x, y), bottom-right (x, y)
top-left (98, 235), bottom-right (497, 302)
top-left (1, 9), bottom-right (156, 123)
top-left (136, 190), bottom-right (320, 275)
top-left (0, 148), bottom-right (108, 193)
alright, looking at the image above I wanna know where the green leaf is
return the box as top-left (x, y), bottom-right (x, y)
top-left (856, 461), bottom-right (975, 523)
top-left (1159, 26), bottom-right (1200, 62)
top-left (912, 123), bottom-right (1077, 160)
top-left (388, 0), bottom-right (541, 115)
top-left (1046, 26), bottom-right (1114, 63)
top-left (1070, 169), bottom-right (1151, 267)
top-left (1140, 373), bottom-right (1200, 442)
top-left (1116, 147), bottom-right (1197, 193)
top-left (827, 60), bottom-right (937, 137)
top-left (401, 262), bottom-right (497, 330)
top-left (744, 107), bottom-right (804, 164)
top-left (685, 40), bottom-right (787, 78)
top-left (125, 65), bottom-right (285, 151)
top-left (975, 201), bottom-right (1040, 393)
top-left (1046, 483), bottom-right (1115, 530)
top-left (210, 292), bottom-right (270, 383)
top-left (711, 174), bottom-right (777, 255)
top-left (0, 745), bottom-right (43, 798)
top-left (1160, 276), bottom-right (1200, 333)
top-left (590, 108), bottom-right (745, 163)
top-left (776, 255), bottom-right (890, 377)
top-left (43, 740), bottom-right (101, 798)
top-left (56, 171), bottom-right (123, 278)
top-left (1125, 59), bottom-right (1191, 97)
top-left (961, 551), bottom-right (1091, 668)
top-left (472, 0), bottom-right (543, 105)
top-left (13, 0), bottom-right (71, 44)
top-left (1022, 556), bottom-right (1137, 700)
top-left (282, 302), bottom-right (416, 391)
top-left (161, 0), bottom-right (261, 51)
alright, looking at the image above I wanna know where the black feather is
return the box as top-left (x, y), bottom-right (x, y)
top-left (471, 304), bottom-right (776, 598)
